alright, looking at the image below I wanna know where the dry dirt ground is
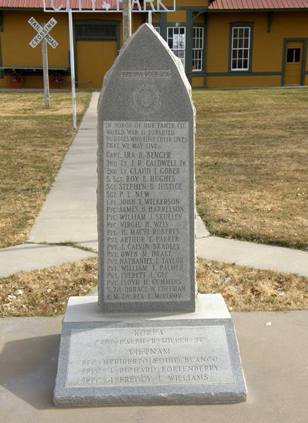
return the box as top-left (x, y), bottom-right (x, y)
top-left (1, 258), bottom-right (307, 317)
top-left (1, 90), bottom-right (307, 316)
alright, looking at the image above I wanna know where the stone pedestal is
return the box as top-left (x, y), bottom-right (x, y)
top-left (54, 294), bottom-right (247, 406)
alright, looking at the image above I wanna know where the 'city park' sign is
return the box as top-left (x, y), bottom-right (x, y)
top-left (44, 0), bottom-right (176, 13)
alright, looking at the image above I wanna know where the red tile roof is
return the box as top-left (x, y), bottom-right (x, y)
top-left (1, 0), bottom-right (308, 10)
top-left (209, 0), bottom-right (308, 10)
top-left (0, 0), bottom-right (40, 7)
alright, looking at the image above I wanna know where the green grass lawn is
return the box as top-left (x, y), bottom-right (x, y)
top-left (194, 88), bottom-right (308, 250)
top-left (0, 92), bottom-right (91, 248)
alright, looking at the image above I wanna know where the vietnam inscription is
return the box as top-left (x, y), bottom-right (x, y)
top-left (66, 326), bottom-right (234, 388)
top-left (103, 120), bottom-right (191, 303)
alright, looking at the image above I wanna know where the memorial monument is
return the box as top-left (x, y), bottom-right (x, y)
top-left (54, 24), bottom-right (247, 406)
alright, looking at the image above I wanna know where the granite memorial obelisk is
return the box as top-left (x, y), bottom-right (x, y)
top-left (97, 24), bottom-right (195, 313)
top-left (54, 24), bottom-right (247, 407)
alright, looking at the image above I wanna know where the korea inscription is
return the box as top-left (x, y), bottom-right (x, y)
top-left (103, 121), bottom-right (191, 304)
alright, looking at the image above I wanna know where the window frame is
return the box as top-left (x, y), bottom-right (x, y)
top-left (167, 26), bottom-right (186, 69)
top-left (286, 47), bottom-right (301, 63)
top-left (229, 23), bottom-right (253, 73)
top-left (192, 26), bottom-right (205, 73)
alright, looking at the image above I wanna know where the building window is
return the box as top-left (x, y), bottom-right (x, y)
top-left (75, 22), bottom-right (117, 40)
top-left (167, 27), bottom-right (186, 68)
top-left (231, 26), bottom-right (251, 71)
top-left (287, 48), bottom-right (301, 63)
top-left (154, 26), bottom-right (160, 34)
top-left (192, 27), bottom-right (204, 72)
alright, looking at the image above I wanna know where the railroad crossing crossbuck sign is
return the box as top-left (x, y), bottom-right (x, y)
top-left (28, 16), bottom-right (58, 108)
top-left (28, 17), bottom-right (58, 49)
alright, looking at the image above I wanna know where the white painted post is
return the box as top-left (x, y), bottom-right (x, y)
top-left (122, 0), bottom-right (132, 43)
top-left (42, 37), bottom-right (50, 108)
top-left (148, 11), bottom-right (152, 25)
top-left (68, 8), bottom-right (77, 130)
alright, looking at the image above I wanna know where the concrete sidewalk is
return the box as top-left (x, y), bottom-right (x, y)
top-left (0, 91), bottom-right (308, 278)
top-left (197, 236), bottom-right (308, 277)
top-left (28, 92), bottom-right (99, 247)
top-left (1, 310), bottom-right (308, 422)
top-left (0, 244), bottom-right (96, 278)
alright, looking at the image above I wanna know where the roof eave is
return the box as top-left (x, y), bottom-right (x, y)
top-left (208, 8), bottom-right (308, 12)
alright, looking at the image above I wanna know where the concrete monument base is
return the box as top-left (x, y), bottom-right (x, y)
top-left (54, 294), bottom-right (247, 407)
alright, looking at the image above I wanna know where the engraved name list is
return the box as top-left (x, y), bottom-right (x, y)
top-left (103, 120), bottom-right (191, 303)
